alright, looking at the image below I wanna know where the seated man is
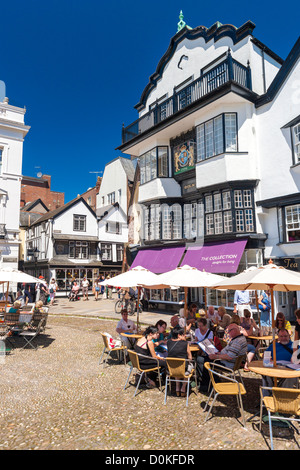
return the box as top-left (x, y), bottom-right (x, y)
top-left (197, 322), bottom-right (248, 392)
top-left (262, 328), bottom-right (299, 396)
top-left (116, 309), bottom-right (137, 348)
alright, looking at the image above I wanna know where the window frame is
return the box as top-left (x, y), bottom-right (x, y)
top-left (196, 112), bottom-right (238, 162)
top-left (291, 122), bottom-right (300, 165)
top-left (139, 146), bottom-right (169, 185)
top-left (73, 214), bottom-right (86, 232)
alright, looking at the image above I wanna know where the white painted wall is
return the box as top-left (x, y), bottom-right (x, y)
top-left (97, 158), bottom-right (130, 214)
top-left (98, 206), bottom-right (128, 244)
top-left (140, 34), bottom-right (281, 116)
top-left (0, 100), bottom-right (30, 270)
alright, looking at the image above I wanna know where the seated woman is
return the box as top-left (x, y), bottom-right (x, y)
top-left (241, 309), bottom-right (260, 346)
top-left (195, 317), bottom-right (214, 343)
top-left (153, 320), bottom-right (168, 357)
top-left (30, 300), bottom-right (44, 314)
top-left (275, 312), bottom-right (292, 337)
top-left (134, 326), bottom-right (166, 388)
top-left (223, 315), bottom-right (256, 372)
top-left (8, 300), bottom-right (21, 314)
top-left (167, 325), bottom-right (193, 397)
top-left (186, 304), bottom-right (198, 330)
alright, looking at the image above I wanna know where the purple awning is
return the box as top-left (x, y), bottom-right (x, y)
top-left (181, 239), bottom-right (247, 273)
top-left (131, 246), bottom-right (186, 274)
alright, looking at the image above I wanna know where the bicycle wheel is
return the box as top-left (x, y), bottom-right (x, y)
top-left (127, 300), bottom-right (136, 316)
top-left (115, 300), bottom-right (123, 314)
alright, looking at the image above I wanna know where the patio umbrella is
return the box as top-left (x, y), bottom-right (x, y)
top-left (100, 266), bottom-right (161, 330)
top-left (0, 267), bottom-right (47, 310)
top-left (211, 261), bottom-right (300, 367)
top-left (139, 265), bottom-right (226, 323)
top-left (0, 267), bottom-right (46, 285)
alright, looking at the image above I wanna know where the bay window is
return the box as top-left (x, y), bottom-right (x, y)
top-left (140, 146), bottom-right (169, 184)
top-left (196, 113), bottom-right (238, 161)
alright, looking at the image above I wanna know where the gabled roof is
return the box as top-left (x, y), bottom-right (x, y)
top-left (21, 199), bottom-right (49, 213)
top-left (135, 20), bottom-right (256, 112)
top-left (256, 36), bottom-right (300, 108)
top-left (30, 196), bottom-right (97, 226)
top-left (103, 156), bottom-right (135, 182)
top-left (96, 202), bottom-right (127, 221)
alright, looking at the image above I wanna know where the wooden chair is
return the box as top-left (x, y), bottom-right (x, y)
top-left (164, 357), bottom-right (195, 407)
top-left (259, 386), bottom-right (300, 450)
top-left (203, 361), bottom-right (247, 427)
top-left (99, 332), bottom-right (127, 366)
top-left (123, 350), bottom-right (162, 397)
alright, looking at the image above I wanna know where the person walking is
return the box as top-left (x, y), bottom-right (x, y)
top-left (94, 278), bottom-right (101, 301)
top-left (81, 277), bottom-right (90, 301)
top-left (49, 278), bottom-right (58, 306)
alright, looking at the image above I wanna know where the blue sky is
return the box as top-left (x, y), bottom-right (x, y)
top-left (1, 0), bottom-right (299, 202)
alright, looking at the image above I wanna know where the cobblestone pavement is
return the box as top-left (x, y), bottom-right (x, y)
top-left (0, 312), bottom-right (299, 450)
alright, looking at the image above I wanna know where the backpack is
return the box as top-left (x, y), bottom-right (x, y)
top-left (103, 332), bottom-right (121, 349)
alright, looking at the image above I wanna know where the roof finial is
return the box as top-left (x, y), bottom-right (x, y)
top-left (177, 10), bottom-right (186, 32)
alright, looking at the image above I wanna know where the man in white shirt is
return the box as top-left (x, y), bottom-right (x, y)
top-left (116, 309), bottom-right (137, 348)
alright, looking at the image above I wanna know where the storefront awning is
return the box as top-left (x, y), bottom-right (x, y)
top-left (180, 239), bottom-right (247, 273)
top-left (131, 246), bottom-right (185, 274)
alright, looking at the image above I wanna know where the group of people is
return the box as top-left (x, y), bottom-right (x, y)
top-left (115, 299), bottom-right (300, 397)
top-left (15, 276), bottom-right (58, 307)
top-left (69, 276), bottom-right (110, 301)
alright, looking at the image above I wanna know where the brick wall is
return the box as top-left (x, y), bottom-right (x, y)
top-left (21, 174), bottom-right (65, 210)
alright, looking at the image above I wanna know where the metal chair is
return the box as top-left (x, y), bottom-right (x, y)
top-left (19, 317), bottom-right (47, 350)
top-left (164, 357), bottom-right (195, 407)
top-left (203, 361), bottom-right (247, 427)
top-left (99, 332), bottom-right (127, 366)
top-left (123, 350), bottom-right (162, 397)
top-left (259, 386), bottom-right (300, 450)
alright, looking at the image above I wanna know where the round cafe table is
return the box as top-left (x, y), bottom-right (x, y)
top-left (248, 360), bottom-right (300, 380)
top-left (120, 332), bottom-right (143, 349)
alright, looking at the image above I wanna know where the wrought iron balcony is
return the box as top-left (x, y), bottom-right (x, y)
top-left (122, 52), bottom-right (252, 145)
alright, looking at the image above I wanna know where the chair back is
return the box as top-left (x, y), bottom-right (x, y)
top-left (233, 354), bottom-right (246, 371)
top-left (166, 357), bottom-right (186, 378)
top-left (272, 387), bottom-right (300, 416)
top-left (128, 350), bottom-right (141, 370)
top-left (4, 312), bottom-right (20, 325)
top-left (204, 361), bottom-right (217, 387)
top-left (100, 333), bottom-right (110, 350)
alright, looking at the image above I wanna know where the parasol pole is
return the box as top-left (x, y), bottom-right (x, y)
top-left (255, 291), bottom-right (261, 329)
top-left (137, 286), bottom-right (141, 332)
top-left (269, 284), bottom-right (278, 386)
top-left (184, 286), bottom-right (188, 334)
top-left (204, 287), bottom-right (207, 313)
top-left (5, 281), bottom-right (9, 310)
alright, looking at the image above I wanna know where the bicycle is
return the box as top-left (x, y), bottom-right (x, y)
top-left (115, 295), bottom-right (142, 316)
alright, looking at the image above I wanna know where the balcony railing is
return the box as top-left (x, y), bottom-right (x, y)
top-left (122, 51), bottom-right (252, 145)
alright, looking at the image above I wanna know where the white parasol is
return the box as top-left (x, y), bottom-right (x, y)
top-left (101, 266), bottom-right (161, 330)
top-left (139, 265), bottom-right (226, 321)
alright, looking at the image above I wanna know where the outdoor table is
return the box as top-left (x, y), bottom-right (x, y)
top-left (120, 332), bottom-right (143, 349)
top-left (247, 360), bottom-right (300, 422)
top-left (248, 360), bottom-right (300, 380)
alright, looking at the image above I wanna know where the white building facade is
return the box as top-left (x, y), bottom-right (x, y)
top-left (117, 16), bottom-right (300, 318)
top-left (0, 97), bottom-right (30, 271)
